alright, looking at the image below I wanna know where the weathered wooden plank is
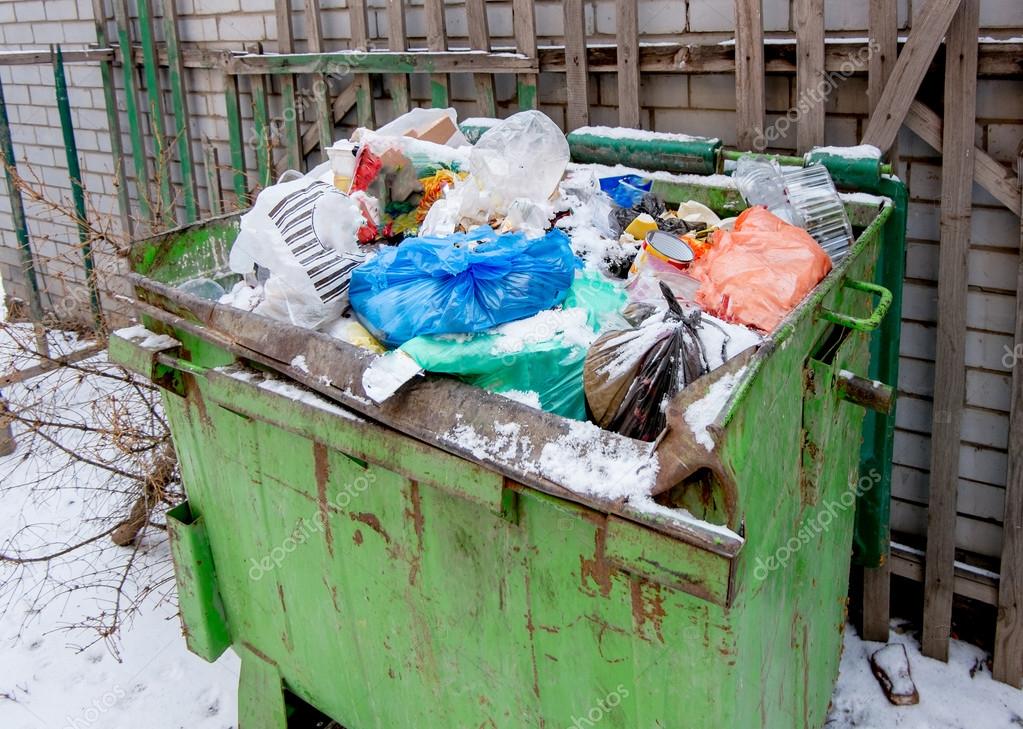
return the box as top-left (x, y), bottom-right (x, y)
top-left (615, 0), bottom-right (640, 129)
top-left (227, 50), bottom-right (535, 76)
top-left (563, 0), bottom-right (589, 130)
top-left (304, 0), bottom-right (334, 158)
top-left (275, 0), bottom-right (302, 171)
top-left (860, 0), bottom-right (899, 644)
top-left (922, 0), bottom-right (979, 664)
top-left (0, 48), bottom-right (114, 65)
top-left (301, 85), bottom-right (357, 159)
top-left (202, 138), bottom-right (223, 217)
top-left (111, 0), bottom-right (152, 222)
top-left (734, 0), bottom-right (765, 150)
top-left (248, 43), bottom-right (273, 191)
top-left (861, 0), bottom-right (963, 153)
top-left (793, 0), bottom-right (824, 152)
top-left (385, 0), bottom-right (410, 115)
top-left (424, 0), bottom-right (449, 107)
top-left (136, 0), bottom-right (174, 225)
top-left (993, 153), bottom-right (1023, 687)
top-left (350, 0), bottom-right (375, 127)
top-left (0, 344), bottom-right (105, 388)
top-left (466, 0), bottom-right (497, 117)
top-left (224, 73), bottom-right (249, 206)
top-left (904, 101), bottom-right (1021, 213)
top-left (889, 542), bottom-right (999, 606)
top-left (159, 41), bottom-right (1023, 79)
top-left (868, 0), bottom-right (898, 113)
top-left (90, 0), bottom-right (132, 236)
top-left (512, 0), bottom-right (538, 109)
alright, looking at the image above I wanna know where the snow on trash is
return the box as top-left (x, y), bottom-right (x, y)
top-left (684, 367), bottom-right (746, 451)
top-left (193, 110), bottom-right (856, 497)
top-left (537, 420), bottom-right (658, 499)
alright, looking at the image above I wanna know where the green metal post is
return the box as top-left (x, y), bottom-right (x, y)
top-left (249, 65), bottom-right (272, 191)
top-left (53, 46), bottom-right (104, 330)
top-left (91, 0), bottom-right (133, 239)
top-left (853, 175), bottom-right (908, 567)
top-left (112, 0), bottom-right (152, 224)
top-left (162, 0), bottom-right (199, 222)
top-left (136, 0), bottom-right (175, 225)
top-left (0, 75), bottom-right (47, 328)
top-left (719, 148), bottom-right (894, 179)
top-left (224, 74), bottom-right (248, 207)
top-left (0, 73), bottom-right (50, 356)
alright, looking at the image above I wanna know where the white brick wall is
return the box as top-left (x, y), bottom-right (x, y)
top-left (0, 0), bottom-right (1021, 560)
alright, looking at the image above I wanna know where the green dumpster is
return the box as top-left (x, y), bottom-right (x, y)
top-left (110, 143), bottom-right (906, 729)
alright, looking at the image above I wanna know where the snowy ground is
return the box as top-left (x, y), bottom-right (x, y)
top-left (0, 319), bottom-right (240, 729)
top-left (1, 322), bottom-right (1021, 728)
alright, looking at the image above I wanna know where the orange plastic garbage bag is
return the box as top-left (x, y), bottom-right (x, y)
top-left (690, 206), bottom-right (832, 331)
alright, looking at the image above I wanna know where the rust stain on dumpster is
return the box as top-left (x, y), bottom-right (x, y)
top-left (351, 512), bottom-right (391, 544)
top-left (630, 580), bottom-right (667, 643)
top-left (313, 442), bottom-right (334, 557)
top-left (405, 481), bottom-right (424, 586)
top-left (579, 526), bottom-right (613, 598)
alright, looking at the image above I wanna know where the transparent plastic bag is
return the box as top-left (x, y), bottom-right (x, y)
top-left (228, 179), bottom-right (367, 328)
top-left (734, 156), bottom-right (854, 262)
top-left (469, 110), bottom-right (569, 208)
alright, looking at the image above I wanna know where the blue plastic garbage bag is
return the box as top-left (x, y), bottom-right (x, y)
top-left (599, 174), bottom-right (652, 208)
top-left (349, 226), bottom-right (579, 348)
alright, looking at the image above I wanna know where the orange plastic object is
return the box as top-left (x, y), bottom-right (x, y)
top-left (690, 206), bottom-right (832, 331)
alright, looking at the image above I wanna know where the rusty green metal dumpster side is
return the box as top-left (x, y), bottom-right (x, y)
top-left (111, 170), bottom-right (904, 729)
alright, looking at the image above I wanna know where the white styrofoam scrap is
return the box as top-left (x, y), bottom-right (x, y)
top-left (361, 350), bottom-right (423, 403)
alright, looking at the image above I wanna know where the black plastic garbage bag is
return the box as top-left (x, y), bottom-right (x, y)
top-left (583, 283), bottom-right (727, 441)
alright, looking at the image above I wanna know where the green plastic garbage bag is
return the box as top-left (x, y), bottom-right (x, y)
top-left (399, 273), bottom-right (628, 420)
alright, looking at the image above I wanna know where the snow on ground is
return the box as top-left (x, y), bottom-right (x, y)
top-left (0, 321), bottom-right (240, 729)
top-left (1, 319), bottom-right (1022, 727)
top-left (829, 621), bottom-right (1023, 728)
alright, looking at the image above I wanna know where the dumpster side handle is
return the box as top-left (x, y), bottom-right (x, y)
top-left (819, 279), bottom-right (893, 333)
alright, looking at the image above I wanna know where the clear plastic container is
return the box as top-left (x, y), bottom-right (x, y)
top-left (734, 156), bottom-right (854, 262)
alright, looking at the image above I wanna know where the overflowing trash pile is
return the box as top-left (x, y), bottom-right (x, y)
top-left (196, 109), bottom-right (854, 442)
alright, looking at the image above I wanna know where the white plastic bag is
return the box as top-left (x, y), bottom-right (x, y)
top-left (229, 179), bottom-right (367, 328)
top-left (469, 110), bottom-right (569, 206)
top-left (420, 111), bottom-right (568, 236)
top-left (368, 107), bottom-right (468, 147)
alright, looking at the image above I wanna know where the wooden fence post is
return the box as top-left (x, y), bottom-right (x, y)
top-left (615, 0), bottom-right (640, 129)
top-left (734, 0), bottom-right (765, 150)
top-left (922, 0), bottom-right (979, 663)
top-left (992, 151), bottom-right (1023, 687)
top-left (563, 0), bottom-right (590, 131)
